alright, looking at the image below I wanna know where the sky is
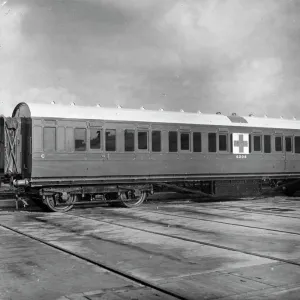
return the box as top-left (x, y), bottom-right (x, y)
top-left (0, 0), bottom-right (300, 118)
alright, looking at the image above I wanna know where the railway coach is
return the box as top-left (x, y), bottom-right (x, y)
top-left (0, 101), bottom-right (300, 212)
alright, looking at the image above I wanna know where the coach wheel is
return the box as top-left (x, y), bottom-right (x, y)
top-left (118, 190), bottom-right (147, 208)
top-left (44, 193), bottom-right (76, 212)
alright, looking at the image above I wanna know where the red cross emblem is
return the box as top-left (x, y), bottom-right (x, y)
top-left (232, 133), bottom-right (249, 154)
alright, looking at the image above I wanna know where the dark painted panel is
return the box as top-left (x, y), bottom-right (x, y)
top-left (31, 152), bottom-right (295, 178)
top-left (28, 117), bottom-right (300, 180)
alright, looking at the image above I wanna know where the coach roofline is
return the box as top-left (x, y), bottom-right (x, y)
top-left (11, 102), bottom-right (300, 130)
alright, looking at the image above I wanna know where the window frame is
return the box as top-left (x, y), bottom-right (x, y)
top-left (89, 127), bottom-right (103, 152)
top-left (285, 136), bottom-right (293, 153)
top-left (151, 130), bottom-right (162, 152)
top-left (124, 129), bottom-right (135, 152)
top-left (105, 129), bottom-right (117, 152)
top-left (294, 136), bottom-right (300, 154)
top-left (180, 131), bottom-right (191, 152)
top-left (218, 133), bottom-right (229, 153)
top-left (252, 134), bottom-right (262, 153)
top-left (208, 132), bottom-right (217, 153)
top-left (274, 135), bottom-right (283, 152)
top-left (137, 130), bottom-right (149, 152)
top-left (263, 134), bottom-right (272, 154)
top-left (74, 128), bottom-right (87, 152)
top-left (168, 131), bottom-right (178, 153)
top-left (192, 132), bottom-right (202, 153)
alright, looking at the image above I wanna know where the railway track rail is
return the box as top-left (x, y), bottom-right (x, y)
top-left (145, 196), bottom-right (300, 219)
top-left (193, 203), bottom-right (300, 219)
top-left (0, 222), bottom-right (187, 300)
top-left (145, 201), bottom-right (300, 223)
top-left (77, 207), bottom-right (300, 236)
top-left (63, 211), bottom-right (300, 268)
top-left (1, 198), bottom-right (300, 299)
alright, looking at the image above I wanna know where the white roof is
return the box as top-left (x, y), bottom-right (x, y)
top-left (12, 102), bottom-right (300, 130)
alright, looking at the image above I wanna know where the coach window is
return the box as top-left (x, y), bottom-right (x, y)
top-left (295, 136), bottom-right (300, 153)
top-left (219, 134), bottom-right (227, 152)
top-left (90, 128), bottom-right (102, 150)
top-left (208, 133), bottom-right (217, 152)
top-left (253, 135), bottom-right (262, 152)
top-left (74, 128), bottom-right (86, 151)
top-left (125, 129), bottom-right (135, 152)
top-left (285, 136), bottom-right (293, 152)
top-left (180, 132), bottom-right (190, 151)
top-left (193, 132), bottom-right (202, 152)
top-left (169, 131), bottom-right (178, 152)
top-left (275, 136), bottom-right (283, 152)
top-left (105, 129), bottom-right (116, 151)
top-left (264, 135), bottom-right (271, 153)
top-left (152, 131), bottom-right (161, 152)
top-left (138, 131), bottom-right (148, 150)
top-left (44, 127), bottom-right (56, 152)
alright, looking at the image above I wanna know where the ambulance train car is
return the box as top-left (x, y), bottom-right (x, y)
top-left (0, 101), bottom-right (300, 212)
